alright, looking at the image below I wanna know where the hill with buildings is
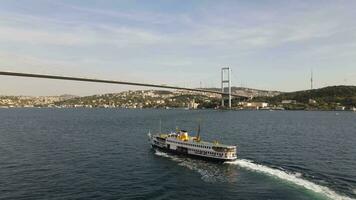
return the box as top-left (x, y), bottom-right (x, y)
top-left (1, 86), bottom-right (355, 110)
top-left (253, 85), bottom-right (356, 110)
top-left (0, 95), bottom-right (78, 108)
top-left (54, 90), bottom-right (220, 109)
top-left (205, 87), bottom-right (281, 98)
top-left (0, 87), bottom-right (279, 108)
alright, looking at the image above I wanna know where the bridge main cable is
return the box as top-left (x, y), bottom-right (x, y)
top-left (0, 71), bottom-right (241, 97)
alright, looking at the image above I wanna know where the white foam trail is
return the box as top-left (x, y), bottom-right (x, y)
top-left (225, 159), bottom-right (354, 200)
top-left (153, 149), bottom-right (226, 182)
top-left (154, 150), bottom-right (170, 158)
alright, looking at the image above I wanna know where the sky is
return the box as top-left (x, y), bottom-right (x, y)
top-left (0, 0), bottom-right (356, 96)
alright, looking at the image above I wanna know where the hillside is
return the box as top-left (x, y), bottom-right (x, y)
top-left (255, 85), bottom-right (356, 108)
top-left (204, 87), bottom-right (281, 97)
top-left (55, 90), bottom-right (220, 108)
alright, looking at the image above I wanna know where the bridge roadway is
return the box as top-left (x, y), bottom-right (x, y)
top-left (0, 71), bottom-right (245, 98)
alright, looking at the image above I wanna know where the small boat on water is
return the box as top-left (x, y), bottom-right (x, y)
top-left (148, 126), bottom-right (237, 162)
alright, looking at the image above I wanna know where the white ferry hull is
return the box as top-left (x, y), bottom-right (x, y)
top-left (151, 144), bottom-right (236, 162)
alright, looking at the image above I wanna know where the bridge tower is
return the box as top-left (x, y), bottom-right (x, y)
top-left (221, 67), bottom-right (232, 109)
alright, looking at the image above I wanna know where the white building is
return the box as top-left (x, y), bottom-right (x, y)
top-left (188, 99), bottom-right (199, 109)
top-left (309, 99), bottom-right (317, 104)
top-left (335, 106), bottom-right (345, 111)
top-left (282, 100), bottom-right (297, 104)
top-left (241, 102), bottom-right (268, 109)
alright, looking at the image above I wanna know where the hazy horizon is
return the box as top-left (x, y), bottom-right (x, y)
top-left (1, 1), bottom-right (356, 96)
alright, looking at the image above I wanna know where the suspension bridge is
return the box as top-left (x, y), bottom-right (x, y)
top-left (0, 68), bottom-right (245, 108)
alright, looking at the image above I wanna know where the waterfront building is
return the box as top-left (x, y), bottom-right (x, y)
top-left (282, 100), bottom-right (297, 104)
top-left (240, 102), bottom-right (268, 109)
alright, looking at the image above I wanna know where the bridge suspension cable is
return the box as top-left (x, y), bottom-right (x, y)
top-left (0, 71), bottom-right (243, 97)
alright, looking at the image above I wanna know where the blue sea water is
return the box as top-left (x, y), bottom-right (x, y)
top-left (0, 108), bottom-right (355, 200)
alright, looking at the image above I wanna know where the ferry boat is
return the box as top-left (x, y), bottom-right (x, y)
top-left (148, 128), bottom-right (237, 162)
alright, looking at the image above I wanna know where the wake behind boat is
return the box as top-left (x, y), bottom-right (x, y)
top-left (148, 127), bottom-right (237, 162)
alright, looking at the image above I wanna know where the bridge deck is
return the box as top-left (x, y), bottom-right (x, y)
top-left (0, 71), bottom-right (244, 97)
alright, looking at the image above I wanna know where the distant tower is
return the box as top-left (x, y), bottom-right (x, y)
top-left (310, 69), bottom-right (313, 90)
top-left (221, 67), bottom-right (232, 108)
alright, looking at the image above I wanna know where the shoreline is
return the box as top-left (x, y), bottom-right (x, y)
top-left (1, 106), bottom-right (355, 112)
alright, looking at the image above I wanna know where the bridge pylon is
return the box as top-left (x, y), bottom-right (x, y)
top-left (221, 67), bottom-right (232, 109)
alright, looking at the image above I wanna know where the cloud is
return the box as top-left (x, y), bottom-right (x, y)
top-left (0, 26), bottom-right (90, 46)
top-left (1, 2), bottom-right (353, 52)
top-left (54, 1), bottom-right (187, 25)
top-left (0, 1), bottom-right (356, 94)
top-left (0, 11), bottom-right (168, 47)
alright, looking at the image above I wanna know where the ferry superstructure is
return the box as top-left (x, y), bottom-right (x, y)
top-left (148, 129), bottom-right (237, 162)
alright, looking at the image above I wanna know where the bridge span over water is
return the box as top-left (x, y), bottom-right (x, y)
top-left (0, 70), bottom-right (246, 108)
